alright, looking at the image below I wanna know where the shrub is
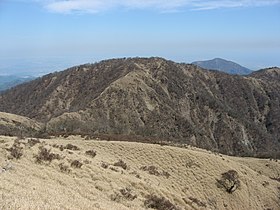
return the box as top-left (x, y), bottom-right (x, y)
top-left (71, 160), bottom-right (83, 168)
top-left (27, 138), bottom-right (41, 147)
top-left (101, 162), bottom-right (109, 169)
top-left (144, 195), bottom-right (179, 210)
top-left (85, 150), bottom-right (97, 158)
top-left (35, 146), bottom-right (61, 163)
top-left (52, 144), bottom-right (64, 151)
top-left (140, 165), bottom-right (170, 178)
top-left (58, 163), bottom-right (71, 173)
top-left (113, 159), bottom-right (128, 170)
top-left (64, 144), bottom-right (80, 151)
top-left (188, 197), bottom-right (207, 207)
top-left (52, 144), bottom-right (80, 151)
top-left (110, 188), bottom-right (137, 202)
top-left (119, 187), bottom-right (137, 200)
top-left (7, 144), bottom-right (23, 159)
top-left (141, 165), bottom-right (160, 176)
top-left (217, 170), bottom-right (240, 193)
top-left (110, 192), bottom-right (122, 202)
top-left (270, 176), bottom-right (280, 182)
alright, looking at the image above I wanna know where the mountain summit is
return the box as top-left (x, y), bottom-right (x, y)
top-left (192, 58), bottom-right (252, 75)
top-left (0, 57), bottom-right (279, 157)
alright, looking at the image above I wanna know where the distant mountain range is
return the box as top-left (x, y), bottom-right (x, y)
top-left (0, 75), bottom-right (35, 92)
top-left (192, 58), bottom-right (252, 75)
top-left (0, 57), bottom-right (279, 157)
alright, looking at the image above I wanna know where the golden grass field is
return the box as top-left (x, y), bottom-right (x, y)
top-left (0, 135), bottom-right (279, 210)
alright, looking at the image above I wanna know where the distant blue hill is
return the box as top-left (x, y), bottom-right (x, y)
top-left (0, 75), bottom-right (35, 92)
top-left (192, 58), bottom-right (252, 75)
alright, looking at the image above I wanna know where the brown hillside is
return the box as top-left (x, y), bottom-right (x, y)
top-left (0, 58), bottom-right (279, 157)
top-left (0, 112), bottom-right (41, 137)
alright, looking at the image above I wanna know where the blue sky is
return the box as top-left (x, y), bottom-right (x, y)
top-left (0, 0), bottom-right (280, 75)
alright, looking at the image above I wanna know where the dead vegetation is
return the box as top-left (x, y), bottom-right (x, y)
top-left (85, 149), bottom-right (96, 158)
top-left (216, 170), bottom-right (241, 193)
top-left (64, 144), bottom-right (80, 151)
top-left (144, 194), bottom-right (179, 210)
top-left (70, 160), bottom-right (83, 168)
top-left (34, 146), bottom-right (61, 163)
top-left (140, 165), bottom-right (170, 178)
top-left (185, 197), bottom-right (207, 208)
top-left (27, 138), bottom-right (40, 147)
top-left (113, 159), bottom-right (128, 170)
top-left (110, 187), bottom-right (137, 202)
top-left (7, 143), bottom-right (23, 159)
top-left (52, 143), bottom-right (80, 151)
top-left (58, 163), bottom-right (70, 173)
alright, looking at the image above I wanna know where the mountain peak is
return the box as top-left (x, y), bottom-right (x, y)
top-left (192, 58), bottom-right (252, 75)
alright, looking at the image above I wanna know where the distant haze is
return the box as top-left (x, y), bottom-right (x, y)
top-left (192, 58), bottom-right (252, 75)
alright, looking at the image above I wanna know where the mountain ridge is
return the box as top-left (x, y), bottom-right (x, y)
top-left (0, 57), bottom-right (279, 157)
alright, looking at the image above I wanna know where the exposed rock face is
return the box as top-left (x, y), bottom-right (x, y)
top-left (0, 57), bottom-right (279, 156)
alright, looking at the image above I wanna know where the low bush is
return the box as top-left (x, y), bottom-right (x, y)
top-left (119, 187), bottom-right (137, 200)
top-left (188, 197), bottom-right (207, 207)
top-left (58, 163), bottom-right (71, 173)
top-left (113, 159), bottom-right (128, 170)
top-left (101, 162), bottom-right (109, 169)
top-left (71, 160), bottom-right (83, 168)
top-left (64, 144), bottom-right (80, 151)
top-left (7, 143), bottom-right (23, 159)
top-left (144, 194), bottom-right (179, 210)
top-left (140, 165), bottom-right (170, 178)
top-left (217, 170), bottom-right (240, 193)
top-left (85, 150), bottom-right (97, 158)
top-left (270, 176), bottom-right (280, 182)
top-left (34, 146), bottom-right (61, 163)
top-left (52, 143), bottom-right (80, 151)
top-left (27, 138), bottom-right (41, 147)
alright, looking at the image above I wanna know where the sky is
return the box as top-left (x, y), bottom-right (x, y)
top-left (0, 0), bottom-right (280, 75)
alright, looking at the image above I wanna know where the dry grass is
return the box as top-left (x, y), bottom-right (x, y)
top-left (0, 135), bottom-right (280, 210)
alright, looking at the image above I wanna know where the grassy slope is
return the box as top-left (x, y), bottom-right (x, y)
top-left (0, 136), bottom-right (279, 210)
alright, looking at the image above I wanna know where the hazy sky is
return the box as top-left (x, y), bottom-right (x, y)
top-left (0, 0), bottom-right (280, 75)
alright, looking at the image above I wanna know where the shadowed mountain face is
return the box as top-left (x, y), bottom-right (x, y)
top-left (0, 57), bottom-right (279, 157)
top-left (192, 58), bottom-right (252, 75)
